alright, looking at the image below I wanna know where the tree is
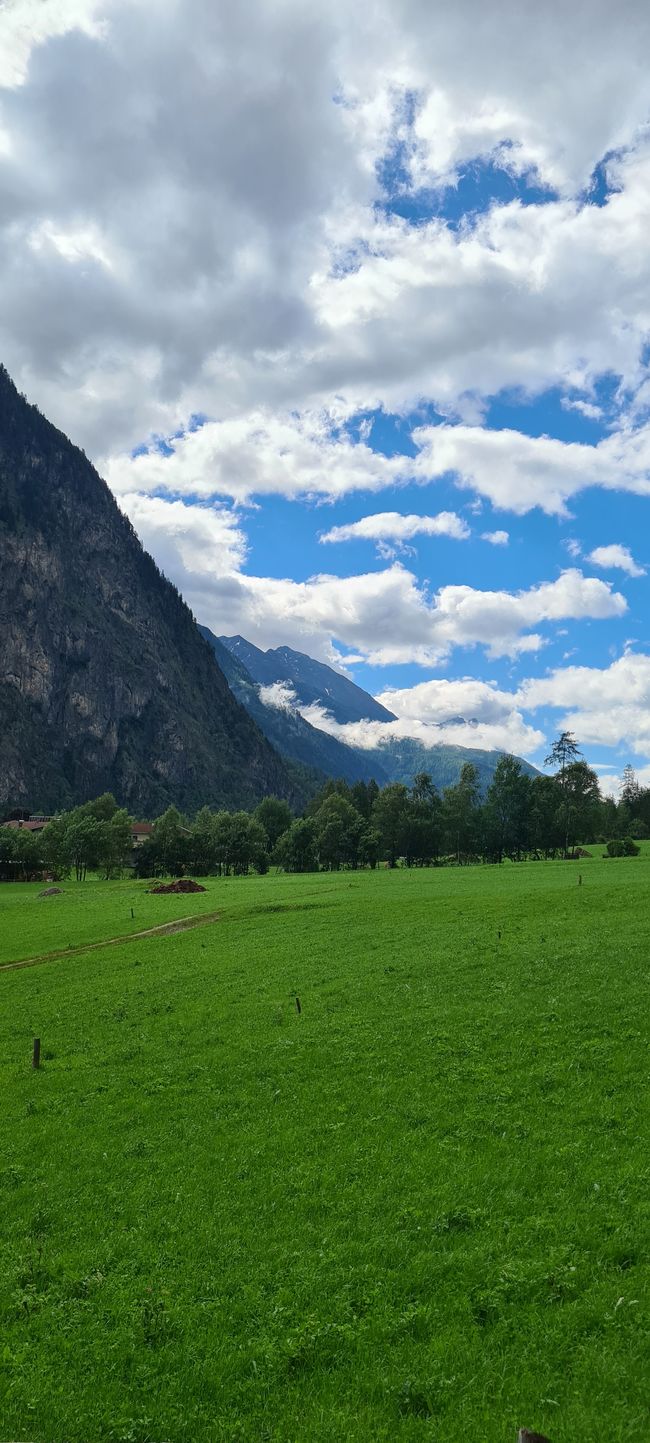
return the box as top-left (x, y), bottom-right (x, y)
top-left (212, 811), bottom-right (234, 875)
top-left (545, 734), bottom-right (587, 856)
top-left (40, 817), bottom-right (72, 878)
top-left (412, 771), bottom-right (435, 804)
top-left (153, 806), bottom-right (187, 876)
top-left (254, 797), bottom-right (293, 852)
top-left (403, 775), bottom-right (442, 866)
top-left (441, 763), bottom-right (480, 864)
top-left (66, 817), bottom-right (103, 881)
top-left (528, 775), bottom-right (563, 858)
top-left (561, 761), bottom-right (601, 851)
top-left (372, 783), bottom-right (409, 867)
top-left (84, 792), bottom-right (119, 822)
top-left (188, 806), bottom-right (217, 875)
top-left (483, 756), bottom-right (531, 862)
top-left (275, 818), bottom-right (318, 873)
top-left (545, 731), bottom-right (582, 785)
top-left (96, 808), bottom-right (133, 878)
top-left (228, 813), bottom-right (268, 875)
top-left (0, 828), bottom-right (16, 881)
top-left (11, 828), bottom-right (41, 881)
top-left (314, 795), bottom-right (364, 869)
top-left (620, 764), bottom-right (640, 806)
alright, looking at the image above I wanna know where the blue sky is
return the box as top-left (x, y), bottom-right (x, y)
top-left (3, 0), bottom-right (650, 789)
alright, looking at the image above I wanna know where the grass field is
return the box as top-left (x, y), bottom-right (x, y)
top-left (1, 857), bottom-right (649, 1442)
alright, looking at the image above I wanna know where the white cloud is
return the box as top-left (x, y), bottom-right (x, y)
top-left (310, 147), bottom-right (650, 424)
top-left (518, 652), bottom-right (650, 754)
top-left (319, 510), bottom-right (469, 544)
top-left (105, 402), bottom-right (650, 523)
top-left (119, 492), bottom-right (248, 577)
top-left (258, 681), bottom-right (300, 712)
top-left (298, 700), bottom-right (544, 759)
top-left (561, 397), bottom-right (602, 421)
top-left (3, 2), bottom-right (650, 458)
top-left (119, 494), bottom-right (626, 666)
top-left (105, 412), bottom-right (410, 503)
top-left (0, 0), bottom-right (108, 89)
top-left (586, 543), bottom-right (646, 577)
top-left (410, 419), bottom-right (650, 517)
top-left (376, 673), bottom-right (511, 720)
top-left (482, 529), bottom-right (509, 546)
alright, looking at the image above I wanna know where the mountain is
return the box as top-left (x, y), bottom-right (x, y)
top-left (0, 366), bottom-right (306, 815)
top-left (200, 626), bottom-right (389, 786)
top-left (215, 632), bottom-right (539, 795)
top-left (219, 635), bottom-right (397, 724)
top-left (361, 735), bottom-right (540, 793)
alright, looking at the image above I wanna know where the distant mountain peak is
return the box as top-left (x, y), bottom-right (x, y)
top-left (218, 634), bottom-right (396, 725)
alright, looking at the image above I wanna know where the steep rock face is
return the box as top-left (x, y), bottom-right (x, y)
top-left (0, 367), bottom-right (301, 814)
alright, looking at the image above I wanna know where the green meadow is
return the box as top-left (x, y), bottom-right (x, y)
top-left (0, 857), bottom-right (648, 1442)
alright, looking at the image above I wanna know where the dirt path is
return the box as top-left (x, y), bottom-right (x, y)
top-left (0, 910), bottom-right (222, 974)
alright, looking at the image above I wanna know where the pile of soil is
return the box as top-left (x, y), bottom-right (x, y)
top-left (148, 879), bottom-right (206, 894)
top-left (39, 886), bottom-right (63, 897)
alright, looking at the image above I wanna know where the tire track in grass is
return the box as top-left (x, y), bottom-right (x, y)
top-left (0, 910), bottom-right (222, 973)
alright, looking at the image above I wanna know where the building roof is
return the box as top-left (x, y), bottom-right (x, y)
top-left (131, 822), bottom-right (154, 835)
top-left (2, 817), bottom-right (51, 831)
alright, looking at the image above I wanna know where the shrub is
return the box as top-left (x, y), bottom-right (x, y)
top-left (606, 837), bottom-right (640, 857)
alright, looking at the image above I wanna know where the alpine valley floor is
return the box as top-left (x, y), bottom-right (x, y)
top-left (0, 857), bottom-right (648, 1442)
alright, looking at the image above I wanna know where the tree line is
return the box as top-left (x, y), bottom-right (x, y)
top-left (0, 794), bottom-right (134, 881)
top-left (1, 734), bottom-right (646, 880)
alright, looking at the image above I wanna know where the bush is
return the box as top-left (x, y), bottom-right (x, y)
top-left (606, 837), bottom-right (640, 857)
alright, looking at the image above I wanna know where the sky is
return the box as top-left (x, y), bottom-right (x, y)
top-left (3, 1), bottom-right (650, 790)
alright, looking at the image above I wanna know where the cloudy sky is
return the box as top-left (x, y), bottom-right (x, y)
top-left (3, 0), bottom-right (650, 787)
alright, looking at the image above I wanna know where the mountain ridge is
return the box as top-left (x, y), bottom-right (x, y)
top-left (219, 634), bottom-right (397, 724)
top-left (0, 365), bottom-right (304, 814)
top-left (215, 631), bottom-right (539, 794)
top-left (200, 627), bottom-right (389, 786)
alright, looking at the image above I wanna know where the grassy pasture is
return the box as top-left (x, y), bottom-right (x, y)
top-left (0, 858), bottom-right (648, 1442)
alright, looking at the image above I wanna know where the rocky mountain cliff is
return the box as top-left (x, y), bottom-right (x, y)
top-left (0, 366), bottom-right (304, 815)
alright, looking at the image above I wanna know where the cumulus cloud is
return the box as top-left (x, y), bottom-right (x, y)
top-left (586, 543), bottom-right (646, 577)
top-left (311, 147), bottom-right (650, 422)
top-left (376, 675), bottom-right (523, 726)
top-left (119, 494), bottom-right (627, 665)
top-left (561, 397), bottom-right (602, 421)
top-left (482, 529), bottom-right (509, 546)
top-left (410, 419), bottom-right (650, 518)
top-left (106, 403), bottom-right (650, 522)
top-left (3, 1), bottom-right (650, 459)
top-left (319, 510), bottom-right (469, 544)
top-left (518, 652), bottom-right (650, 754)
top-left (119, 492), bottom-right (248, 577)
top-left (105, 412), bottom-right (410, 503)
top-left (296, 649), bottom-right (650, 768)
